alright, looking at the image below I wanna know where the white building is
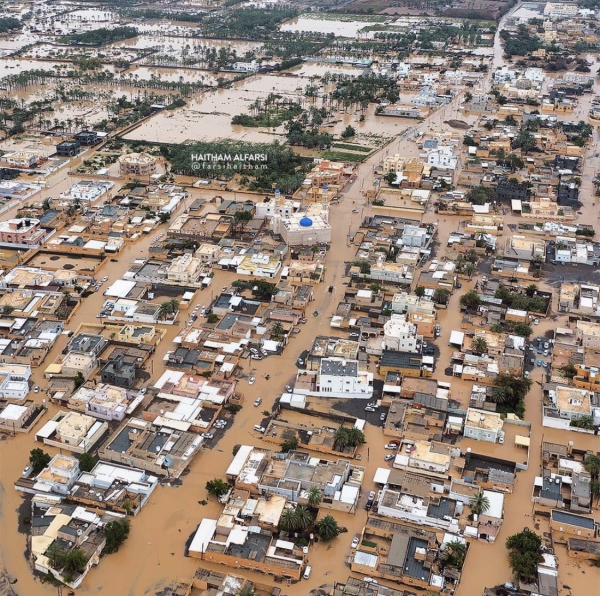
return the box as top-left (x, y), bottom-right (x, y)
top-left (64, 180), bottom-right (114, 203)
top-left (69, 384), bottom-right (130, 421)
top-left (391, 292), bottom-right (435, 316)
top-left (463, 408), bottom-right (504, 443)
top-left (401, 224), bottom-right (428, 247)
top-left (294, 357), bottom-right (373, 399)
top-left (426, 146), bottom-right (458, 170)
top-left (271, 208), bottom-right (331, 246)
top-left (0, 363), bottom-right (32, 399)
top-left (383, 314), bottom-right (419, 352)
top-left (33, 454), bottom-right (80, 495)
top-left (254, 197), bottom-right (296, 219)
top-left (544, 2), bottom-right (578, 18)
top-left (524, 67), bottom-right (545, 83)
top-left (167, 253), bottom-right (203, 283)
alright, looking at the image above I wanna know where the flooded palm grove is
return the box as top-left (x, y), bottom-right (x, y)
top-left (0, 2), bottom-right (600, 596)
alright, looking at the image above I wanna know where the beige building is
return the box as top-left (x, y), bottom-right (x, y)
top-left (575, 320), bottom-right (600, 350)
top-left (464, 408), bottom-right (504, 443)
top-left (167, 253), bottom-right (203, 283)
top-left (118, 152), bottom-right (157, 176)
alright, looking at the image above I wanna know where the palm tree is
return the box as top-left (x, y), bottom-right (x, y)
top-left (158, 301), bottom-right (172, 321)
top-left (584, 455), bottom-right (600, 481)
top-left (236, 585), bottom-right (257, 596)
top-left (167, 298), bottom-right (179, 315)
top-left (445, 539), bottom-right (467, 569)
top-left (469, 492), bottom-right (490, 515)
top-left (307, 486), bottom-right (322, 507)
top-left (346, 427), bottom-right (365, 447)
top-left (272, 322), bottom-right (284, 338)
top-left (464, 263), bottom-right (475, 279)
top-left (294, 505), bottom-right (313, 531)
top-left (279, 508), bottom-right (300, 532)
top-left (333, 427), bottom-right (350, 451)
top-left (315, 514), bottom-right (340, 541)
top-left (591, 481), bottom-right (600, 507)
top-left (471, 336), bottom-right (488, 355)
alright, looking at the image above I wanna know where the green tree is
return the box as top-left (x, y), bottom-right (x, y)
top-left (315, 514), bottom-right (341, 541)
top-left (158, 212), bottom-right (171, 224)
top-left (236, 585), bottom-right (257, 596)
top-left (78, 452), bottom-right (96, 473)
top-left (104, 518), bottom-right (131, 554)
top-left (271, 321), bottom-right (284, 338)
top-left (506, 529), bottom-right (542, 582)
top-left (29, 448), bottom-right (51, 473)
top-left (415, 286), bottom-right (426, 298)
top-left (559, 363), bottom-right (577, 379)
top-left (591, 480), bottom-right (600, 507)
top-left (279, 508), bottom-right (299, 532)
top-left (307, 486), bottom-right (322, 507)
top-left (251, 280), bottom-right (278, 300)
top-left (513, 323), bottom-right (533, 337)
top-left (341, 125), bottom-right (355, 139)
top-left (74, 372), bottom-right (85, 389)
top-left (207, 313), bottom-right (219, 324)
top-left (63, 548), bottom-right (88, 578)
top-left (1, 305), bottom-right (14, 315)
top-left (433, 288), bottom-right (450, 305)
top-left (469, 492), bottom-right (490, 515)
top-left (206, 478), bottom-right (230, 497)
top-left (460, 290), bottom-right (481, 311)
top-left (490, 323), bottom-right (504, 333)
top-left (512, 130), bottom-right (537, 153)
top-left (234, 209), bottom-right (253, 233)
top-left (584, 455), bottom-right (600, 480)
top-left (471, 336), bottom-right (488, 355)
top-left (281, 435), bottom-right (299, 453)
top-left (294, 505), bottom-right (313, 530)
top-left (444, 539), bottom-right (467, 569)
top-left (383, 171), bottom-right (397, 185)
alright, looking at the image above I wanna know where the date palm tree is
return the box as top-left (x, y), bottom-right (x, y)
top-left (307, 486), bottom-right (322, 507)
top-left (469, 492), bottom-right (490, 516)
top-left (471, 336), bottom-right (488, 355)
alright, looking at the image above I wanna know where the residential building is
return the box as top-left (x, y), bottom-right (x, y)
top-left (0, 218), bottom-right (47, 247)
top-left (74, 131), bottom-right (100, 146)
top-left (35, 411), bottom-right (108, 453)
top-left (551, 510), bottom-right (598, 540)
top-left (379, 350), bottom-right (426, 378)
top-left (254, 197), bottom-right (296, 219)
top-left (236, 253), bottom-right (282, 278)
top-left (0, 400), bottom-right (35, 431)
top-left (463, 408), bottom-right (504, 443)
top-left (0, 363), bottom-right (32, 400)
top-left (118, 152), bottom-right (157, 176)
top-left (55, 140), bottom-right (80, 157)
top-left (504, 235), bottom-right (546, 262)
top-left (575, 320), bottom-right (600, 350)
top-left (30, 504), bottom-right (109, 589)
top-left (293, 357), bottom-right (373, 399)
top-left (33, 454), bottom-right (80, 495)
top-left (383, 314), bottom-right (419, 352)
top-left (166, 253), bottom-right (203, 283)
top-left (60, 352), bottom-right (97, 379)
top-left (100, 354), bottom-right (136, 388)
top-left (189, 518), bottom-right (306, 580)
top-left (392, 440), bottom-right (452, 475)
top-left (68, 383), bottom-right (130, 421)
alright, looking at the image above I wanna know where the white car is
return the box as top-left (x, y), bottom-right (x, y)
top-left (384, 454), bottom-right (395, 461)
top-left (253, 397), bottom-right (262, 407)
top-left (202, 433), bottom-right (214, 440)
top-left (102, 276), bottom-right (109, 282)
top-left (384, 443), bottom-right (399, 450)
top-left (253, 425), bottom-right (266, 433)
top-left (33, 386), bottom-right (40, 393)
top-left (351, 536), bottom-right (360, 549)
top-left (285, 385), bottom-right (293, 392)
top-left (248, 377), bottom-right (255, 385)
top-left (22, 465), bottom-right (33, 478)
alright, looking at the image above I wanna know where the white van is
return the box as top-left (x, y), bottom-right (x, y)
top-left (303, 565), bottom-right (312, 579)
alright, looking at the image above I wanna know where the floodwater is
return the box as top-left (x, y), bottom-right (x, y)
top-left (127, 66), bottom-right (233, 86)
top-left (2, 7), bottom-right (600, 596)
top-left (280, 16), bottom-right (386, 39)
top-left (113, 35), bottom-right (262, 55)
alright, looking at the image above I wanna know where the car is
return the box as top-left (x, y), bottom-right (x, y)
top-left (202, 432), bottom-right (214, 440)
top-left (285, 385), bottom-right (292, 392)
top-left (384, 454), bottom-right (395, 461)
top-left (524, 371), bottom-right (530, 378)
top-left (367, 402), bottom-right (379, 409)
top-left (250, 348), bottom-right (259, 354)
top-left (351, 535), bottom-right (360, 549)
top-left (537, 360), bottom-right (542, 367)
top-left (380, 413), bottom-right (386, 422)
top-left (349, 333), bottom-right (360, 339)
top-left (365, 406), bottom-right (376, 412)
top-left (251, 354), bottom-right (262, 360)
top-left (529, 344), bottom-right (534, 350)
top-left (22, 465), bottom-right (33, 478)
top-left (533, 318), bottom-right (540, 325)
top-left (504, 583), bottom-right (518, 593)
top-left (508, 277), bottom-right (518, 283)
top-left (363, 578), bottom-right (378, 584)
top-left (195, 304), bottom-right (201, 309)
top-left (253, 397), bottom-right (262, 407)
top-left (388, 439), bottom-right (400, 446)
top-left (542, 361), bottom-right (548, 368)
top-left (543, 350), bottom-right (549, 356)
top-left (352, 209), bottom-right (359, 213)
top-left (191, 314), bottom-right (197, 321)
top-left (456, 282), bottom-right (462, 289)
top-left (299, 318), bottom-right (307, 324)
top-left (385, 443), bottom-right (399, 450)
top-left (253, 425), bottom-right (266, 433)
top-left (368, 491), bottom-right (376, 500)
top-left (296, 358), bottom-right (304, 366)
top-left (303, 566), bottom-right (312, 580)
top-left (33, 385), bottom-right (39, 393)
top-left (499, 434), bottom-right (505, 444)
top-left (543, 342), bottom-right (549, 349)
top-left (187, 320), bottom-right (194, 326)
top-left (102, 276), bottom-right (109, 282)
top-left (139, 388), bottom-right (147, 395)
top-left (222, 286), bottom-right (228, 292)
top-left (405, 444), bottom-right (415, 453)
top-left (248, 377), bottom-right (255, 385)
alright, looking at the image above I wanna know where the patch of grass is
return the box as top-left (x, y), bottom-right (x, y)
top-left (321, 150), bottom-right (367, 162)
top-left (331, 143), bottom-right (372, 152)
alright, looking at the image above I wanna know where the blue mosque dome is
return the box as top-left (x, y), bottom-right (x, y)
top-left (299, 216), bottom-right (313, 227)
